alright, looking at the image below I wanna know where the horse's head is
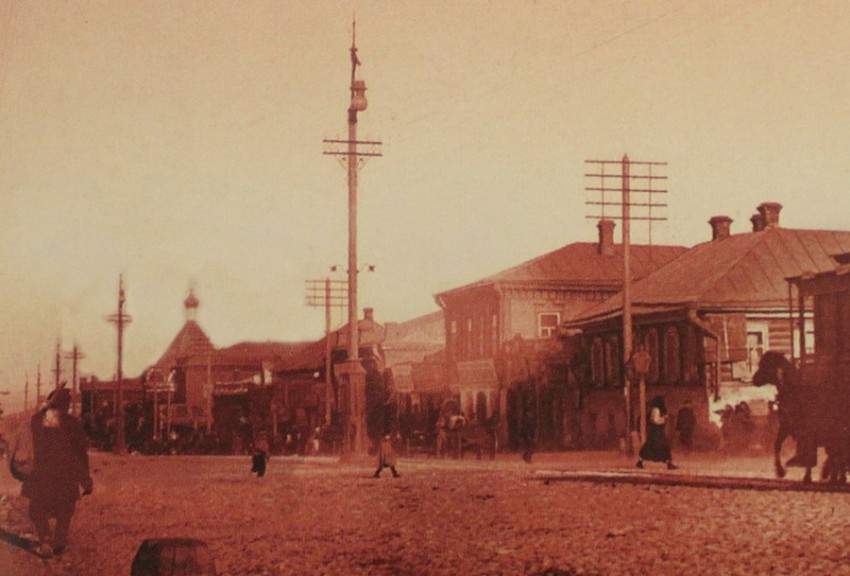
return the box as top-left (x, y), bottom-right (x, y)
top-left (753, 350), bottom-right (793, 387)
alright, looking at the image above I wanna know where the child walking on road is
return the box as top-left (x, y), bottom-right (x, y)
top-left (373, 434), bottom-right (400, 478)
top-left (251, 431), bottom-right (270, 478)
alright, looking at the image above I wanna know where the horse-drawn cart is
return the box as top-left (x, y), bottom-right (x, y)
top-left (754, 260), bottom-right (850, 483)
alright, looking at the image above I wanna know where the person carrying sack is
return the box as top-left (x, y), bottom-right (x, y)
top-left (22, 387), bottom-right (93, 558)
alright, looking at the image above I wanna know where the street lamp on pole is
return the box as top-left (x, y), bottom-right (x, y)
top-left (322, 19), bottom-right (382, 456)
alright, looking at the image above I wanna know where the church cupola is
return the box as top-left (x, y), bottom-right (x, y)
top-left (184, 288), bottom-right (200, 322)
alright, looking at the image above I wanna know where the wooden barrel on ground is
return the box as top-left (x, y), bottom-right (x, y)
top-left (130, 538), bottom-right (216, 576)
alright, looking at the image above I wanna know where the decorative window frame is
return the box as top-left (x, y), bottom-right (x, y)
top-left (538, 312), bottom-right (561, 338)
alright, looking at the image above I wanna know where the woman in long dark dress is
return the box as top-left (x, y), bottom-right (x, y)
top-left (637, 395), bottom-right (678, 470)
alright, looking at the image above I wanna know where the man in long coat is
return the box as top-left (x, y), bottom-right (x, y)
top-left (22, 387), bottom-right (93, 557)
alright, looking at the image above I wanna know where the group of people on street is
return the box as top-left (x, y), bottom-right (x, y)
top-left (720, 402), bottom-right (757, 453)
top-left (12, 387), bottom-right (701, 560)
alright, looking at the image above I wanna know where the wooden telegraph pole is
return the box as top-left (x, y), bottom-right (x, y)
top-left (36, 364), bottom-right (42, 408)
top-left (65, 344), bottom-right (85, 417)
top-left (322, 18), bottom-right (382, 456)
top-left (106, 274), bottom-right (132, 454)
top-left (52, 340), bottom-right (62, 389)
top-left (585, 155), bottom-right (668, 453)
top-left (306, 277), bottom-right (349, 426)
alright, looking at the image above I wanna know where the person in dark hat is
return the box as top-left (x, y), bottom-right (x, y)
top-left (636, 395), bottom-right (678, 470)
top-left (22, 387), bottom-right (93, 558)
top-left (250, 430), bottom-right (270, 478)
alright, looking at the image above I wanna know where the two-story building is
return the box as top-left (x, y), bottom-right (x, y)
top-left (435, 220), bottom-right (687, 449)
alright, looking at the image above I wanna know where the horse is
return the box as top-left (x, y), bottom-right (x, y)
top-left (753, 351), bottom-right (847, 484)
top-left (457, 417), bottom-right (498, 461)
top-left (434, 414), bottom-right (499, 460)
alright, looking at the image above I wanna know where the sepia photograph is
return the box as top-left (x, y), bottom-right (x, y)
top-left (2, 1), bottom-right (850, 574)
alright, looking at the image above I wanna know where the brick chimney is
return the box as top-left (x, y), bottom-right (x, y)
top-left (757, 202), bottom-right (782, 229)
top-left (750, 212), bottom-right (766, 232)
top-left (363, 307), bottom-right (374, 322)
top-left (709, 216), bottom-right (733, 241)
top-left (597, 219), bottom-right (616, 256)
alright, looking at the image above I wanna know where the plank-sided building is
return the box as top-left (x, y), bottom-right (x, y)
top-left (787, 251), bottom-right (850, 395)
top-left (434, 220), bottom-right (687, 448)
top-left (567, 203), bottom-right (850, 449)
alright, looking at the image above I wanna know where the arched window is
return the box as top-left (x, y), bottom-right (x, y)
top-left (646, 329), bottom-right (660, 384)
top-left (663, 327), bottom-right (682, 383)
top-left (476, 392), bottom-right (488, 423)
top-left (591, 338), bottom-right (604, 387)
top-left (604, 336), bottom-right (620, 386)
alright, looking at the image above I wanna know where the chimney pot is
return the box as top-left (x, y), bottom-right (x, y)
top-left (597, 219), bottom-right (616, 256)
top-left (758, 202), bottom-right (783, 228)
top-left (709, 216), bottom-right (733, 241)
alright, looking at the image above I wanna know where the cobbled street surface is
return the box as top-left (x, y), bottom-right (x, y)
top-left (2, 450), bottom-right (850, 576)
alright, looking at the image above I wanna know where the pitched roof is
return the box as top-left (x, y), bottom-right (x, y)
top-left (214, 341), bottom-right (311, 366)
top-left (570, 227), bottom-right (850, 325)
top-left (273, 315), bottom-right (387, 373)
top-left (437, 241), bottom-right (688, 298)
top-left (154, 320), bottom-right (214, 369)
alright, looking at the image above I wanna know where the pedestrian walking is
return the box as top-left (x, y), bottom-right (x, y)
top-left (675, 400), bottom-right (697, 452)
top-left (250, 431), bottom-right (270, 478)
top-left (637, 395), bottom-right (678, 470)
top-left (22, 387), bottom-right (93, 558)
top-left (520, 403), bottom-right (536, 464)
top-left (373, 434), bottom-right (400, 478)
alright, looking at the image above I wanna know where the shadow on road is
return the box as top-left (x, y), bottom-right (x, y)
top-left (0, 527), bottom-right (38, 556)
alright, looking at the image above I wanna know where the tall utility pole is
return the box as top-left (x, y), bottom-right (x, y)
top-left (306, 277), bottom-right (349, 426)
top-left (65, 344), bottom-right (85, 417)
top-left (36, 364), bottom-right (42, 408)
top-left (106, 274), bottom-right (132, 454)
top-left (323, 18), bottom-right (382, 456)
top-left (52, 340), bottom-right (62, 389)
top-left (585, 155), bottom-right (668, 454)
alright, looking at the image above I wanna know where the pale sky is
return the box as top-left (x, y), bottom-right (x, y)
top-left (2, 0), bottom-right (850, 413)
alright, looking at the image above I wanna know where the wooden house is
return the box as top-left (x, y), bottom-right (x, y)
top-left (567, 203), bottom-right (850, 449)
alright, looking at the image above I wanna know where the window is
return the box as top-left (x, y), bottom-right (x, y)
top-left (604, 336), bottom-right (620, 386)
top-left (477, 316), bottom-right (485, 357)
top-left (490, 313), bottom-right (499, 355)
top-left (538, 312), bottom-right (561, 338)
top-left (663, 327), bottom-right (681, 383)
top-left (645, 329), bottom-right (660, 384)
top-left (591, 338), bottom-right (604, 387)
top-left (746, 331), bottom-right (765, 374)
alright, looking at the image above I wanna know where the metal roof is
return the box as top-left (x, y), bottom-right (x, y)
top-left (153, 320), bottom-right (214, 369)
top-left (570, 227), bottom-right (850, 326)
top-left (436, 241), bottom-right (687, 298)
